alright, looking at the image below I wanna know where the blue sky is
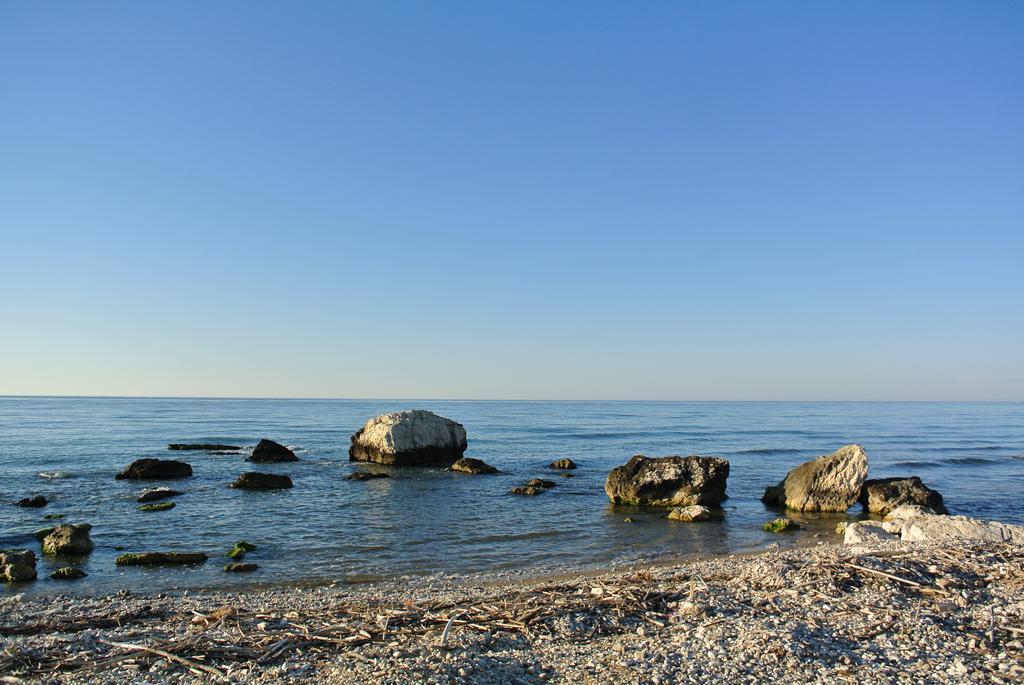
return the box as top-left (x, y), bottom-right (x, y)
top-left (1, 2), bottom-right (1021, 400)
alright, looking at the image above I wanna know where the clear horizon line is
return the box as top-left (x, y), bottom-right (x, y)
top-left (0, 393), bottom-right (1020, 403)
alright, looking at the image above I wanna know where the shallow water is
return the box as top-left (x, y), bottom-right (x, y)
top-left (1, 398), bottom-right (1021, 595)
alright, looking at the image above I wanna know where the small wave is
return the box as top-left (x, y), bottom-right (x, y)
top-left (891, 461), bottom-right (937, 468)
top-left (37, 470), bottom-right (73, 479)
top-left (469, 530), bottom-right (562, 544)
top-left (944, 457), bottom-right (999, 465)
top-left (735, 448), bottom-right (806, 456)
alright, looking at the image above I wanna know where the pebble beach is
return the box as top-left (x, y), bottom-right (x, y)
top-left (3, 538), bottom-right (1023, 684)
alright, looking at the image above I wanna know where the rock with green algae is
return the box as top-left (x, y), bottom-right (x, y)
top-left (115, 552), bottom-right (208, 566)
top-left (762, 517), bottom-right (801, 533)
top-left (139, 502), bottom-right (176, 512)
top-left (227, 541), bottom-right (257, 560)
top-left (41, 524), bottom-right (93, 556)
top-left (50, 566), bottom-right (87, 580)
top-left (44, 513), bottom-right (65, 520)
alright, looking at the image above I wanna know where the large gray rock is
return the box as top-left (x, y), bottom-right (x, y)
top-left (885, 506), bottom-right (1024, 544)
top-left (605, 455), bottom-right (729, 507)
top-left (0, 549), bottom-right (37, 582)
top-left (41, 524), bottom-right (94, 556)
top-left (859, 477), bottom-right (946, 516)
top-left (761, 445), bottom-right (868, 512)
top-left (349, 410), bottom-right (467, 466)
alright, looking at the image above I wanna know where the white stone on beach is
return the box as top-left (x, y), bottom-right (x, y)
top-left (843, 520), bottom-right (899, 545)
top-left (349, 410), bottom-right (468, 466)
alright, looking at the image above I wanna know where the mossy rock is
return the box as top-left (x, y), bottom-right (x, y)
top-left (762, 517), bottom-right (801, 533)
top-left (44, 513), bottom-right (66, 520)
top-left (50, 566), bottom-right (87, 580)
top-left (227, 541), bottom-right (257, 560)
top-left (33, 527), bottom-right (56, 542)
top-left (139, 502), bottom-right (176, 512)
top-left (115, 552), bottom-right (208, 566)
top-left (224, 563), bottom-right (258, 573)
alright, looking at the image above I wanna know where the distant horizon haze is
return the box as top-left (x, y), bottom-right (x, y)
top-left (1, 2), bottom-right (1021, 401)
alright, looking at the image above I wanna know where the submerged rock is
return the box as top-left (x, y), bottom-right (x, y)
top-left (511, 486), bottom-right (543, 496)
top-left (667, 505), bottom-right (713, 522)
top-left (43, 513), bottom-right (65, 520)
top-left (50, 566), bottom-right (87, 580)
top-left (139, 502), bottom-right (175, 512)
top-left (450, 458), bottom-right (498, 474)
top-left (137, 488), bottom-right (184, 503)
top-left (224, 563), bottom-right (258, 572)
top-left (116, 459), bottom-right (193, 480)
top-left (230, 472), bottom-right (293, 490)
top-left (604, 455), bottom-right (729, 507)
top-left (761, 445), bottom-right (868, 512)
top-left (169, 443), bottom-right (240, 451)
top-left (0, 549), bottom-right (37, 582)
top-left (346, 471), bottom-right (390, 481)
top-left (248, 438), bottom-right (298, 463)
top-left (41, 524), bottom-right (93, 556)
top-left (549, 458), bottom-right (577, 470)
top-left (526, 478), bottom-right (556, 489)
top-left (16, 495), bottom-right (47, 508)
top-left (859, 477), bottom-right (946, 516)
top-left (762, 517), bottom-right (800, 533)
top-left (115, 552), bottom-right (208, 566)
top-left (349, 410), bottom-right (467, 466)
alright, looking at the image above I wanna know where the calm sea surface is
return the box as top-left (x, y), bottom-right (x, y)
top-left (1, 398), bottom-right (1022, 595)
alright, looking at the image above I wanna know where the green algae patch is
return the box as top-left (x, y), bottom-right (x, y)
top-left (44, 513), bottom-right (66, 520)
top-left (139, 502), bottom-right (176, 512)
top-left (115, 552), bottom-right (208, 566)
top-left (227, 541), bottom-right (257, 560)
top-left (762, 517), bottom-right (801, 533)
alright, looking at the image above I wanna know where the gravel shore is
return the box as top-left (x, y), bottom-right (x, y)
top-left (2, 540), bottom-right (1022, 684)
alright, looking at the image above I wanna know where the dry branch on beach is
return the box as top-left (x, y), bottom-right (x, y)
top-left (1, 541), bottom-right (1023, 683)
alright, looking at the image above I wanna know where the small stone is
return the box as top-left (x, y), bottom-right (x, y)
top-left (762, 517), bottom-right (800, 533)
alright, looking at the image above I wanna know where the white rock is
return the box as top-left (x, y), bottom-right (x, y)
top-left (901, 514), bottom-right (1024, 544)
top-left (843, 521), bottom-right (900, 546)
top-left (349, 410), bottom-right (467, 466)
top-left (761, 445), bottom-right (868, 512)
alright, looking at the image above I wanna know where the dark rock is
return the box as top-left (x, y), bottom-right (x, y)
top-left (346, 472), bottom-right (390, 481)
top-left (0, 549), bottom-right (37, 582)
top-left (137, 488), bottom-right (184, 503)
top-left (450, 458), bottom-right (498, 474)
top-left (115, 459), bottom-right (192, 480)
top-left (230, 472), bottom-right (293, 490)
top-left (526, 478), bottom-right (556, 489)
top-left (224, 563), bottom-right (258, 572)
top-left (33, 527), bottom-right (56, 542)
top-left (349, 410), bottom-right (467, 466)
top-left (169, 443), bottom-right (240, 451)
top-left (41, 524), bottom-right (93, 556)
top-left (859, 477), bottom-right (947, 516)
top-left (761, 445), bottom-right (867, 512)
top-left (248, 439), bottom-right (298, 463)
top-left (139, 502), bottom-right (175, 512)
top-left (16, 495), bottom-right (47, 508)
top-left (50, 567), bottom-right (87, 580)
top-left (549, 458), bottom-right (577, 470)
top-left (604, 455), bottom-right (729, 507)
top-left (115, 552), bottom-right (208, 566)
top-left (511, 486), bottom-right (543, 496)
